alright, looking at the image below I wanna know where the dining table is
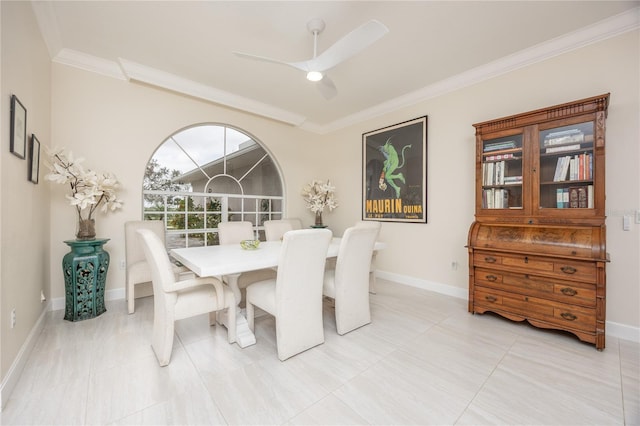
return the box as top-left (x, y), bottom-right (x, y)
top-left (170, 237), bottom-right (385, 348)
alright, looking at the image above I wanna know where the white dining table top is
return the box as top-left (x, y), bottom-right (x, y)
top-left (170, 237), bottom-right (385, 277)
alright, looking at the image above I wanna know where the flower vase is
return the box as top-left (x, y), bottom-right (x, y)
top-left (76, 218), bottom-right (96, 240)
top-left (313, 211), bottom-right (325, 228)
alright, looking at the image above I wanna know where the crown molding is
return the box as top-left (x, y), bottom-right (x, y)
top-left (43, 6), bottom-right (638, 134)
top-left (117, 59), bottom-right (307, 127)
top-left (54, 49), bottom-right (127, 80)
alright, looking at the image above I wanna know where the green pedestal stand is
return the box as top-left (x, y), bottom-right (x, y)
top-left (62, 238), bottom-right (110, 321)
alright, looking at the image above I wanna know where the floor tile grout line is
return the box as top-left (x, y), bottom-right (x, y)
top-left (179, 330), bottom-right (233, 426)
top-left (616, 338), bottom-right (630, 426)
top-left (451, 331), bottom-right (520, 425)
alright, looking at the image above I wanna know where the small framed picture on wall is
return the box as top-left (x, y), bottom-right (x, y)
top-left (29, 134), bottom-right (41, 184)
top-left (10, 94), bottom-right (27, 159)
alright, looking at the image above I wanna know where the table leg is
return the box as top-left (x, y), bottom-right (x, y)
top-left (219, 273), bottom-right (256, 348)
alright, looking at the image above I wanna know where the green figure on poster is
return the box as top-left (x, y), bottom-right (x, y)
top-left (378, 137), bottom-right (411, 198)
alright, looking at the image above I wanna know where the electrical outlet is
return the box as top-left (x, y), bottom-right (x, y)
top-left (451, 261), bottom-right (459, 271)
top-left (623, 215), bottom-right (631, 231)
top-left (119, 259), bottom-right (126, 270)
top-left (10, 309), bottom-right (16, 329)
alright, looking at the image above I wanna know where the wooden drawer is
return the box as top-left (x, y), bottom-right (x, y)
top-left (552, 260), bottom-right (596, 282)
top-left (551, 306), bottom-right (596, 332)
top-left (551, 282), bottom-right (596, 307)
top-left (474, 268), bottom-right (596, 307)
top-left (475, 287), bottom-right (553, 317)
top-left (473, 251), bottom-right (596, 282)
top-left (474, 286), bottom-right (596, 332)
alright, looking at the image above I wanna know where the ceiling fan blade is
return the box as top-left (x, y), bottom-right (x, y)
top-left (317, 76), bottom-right (337, 100)
top-left (233, 51), bottom-right (309, 72)
top-left (300, 19), bottom-right (389, 72)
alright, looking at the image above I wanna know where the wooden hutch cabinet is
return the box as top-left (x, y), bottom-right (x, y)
top-left (467, 94), bottom-right (609, 349)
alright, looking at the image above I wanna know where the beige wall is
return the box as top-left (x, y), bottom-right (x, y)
top-left (1, 1), bottom-right (51, 381)
top-left (1, 2), bottom-right (638, 402)
top-left (49, 65), bottom-right (324, 304)
top-left (324, 30), bottom-right (639, 332)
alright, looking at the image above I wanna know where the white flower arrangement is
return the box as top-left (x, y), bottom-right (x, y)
top-left (44, 147), bottom-right (123, 222)
top-left (302, 179), bottom-right (338, 213)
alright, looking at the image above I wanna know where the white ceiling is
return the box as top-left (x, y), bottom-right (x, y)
top-left (31, 1), bottom-right (639, 133)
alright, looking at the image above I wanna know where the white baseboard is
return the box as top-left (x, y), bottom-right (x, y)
top-left (377, 270), bottom-right (468, 299)
top-left (0, 301), bottom-right (50, 411)
top-left (606, 321), bottom-right (640, 343)
top-left (376, 270), bottom-right (640, 344)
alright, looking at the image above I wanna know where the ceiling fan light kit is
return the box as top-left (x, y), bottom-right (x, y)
top-left (306, 71), bottom-right (323, 82)
top-left (234, 18), bottom-right (388, 99)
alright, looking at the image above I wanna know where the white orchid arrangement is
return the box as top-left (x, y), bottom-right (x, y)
top-left (302, 179), bottom-right (338, 213)
top-left (44, 147), bottom-right (123, 222)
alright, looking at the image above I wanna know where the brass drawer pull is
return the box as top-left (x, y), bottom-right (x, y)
top-left (484, 256), bottom-right (497, 263)
top-left (486, 275), bottom-right (498, 282)
top-left (560, 312), bottom-right (577, 321)
top-left (485, 295), bottom-right (497, 302)
top-left (561, 266), bottom-right (577, 274)
top-left (560, 287), bottom-right (577, 296)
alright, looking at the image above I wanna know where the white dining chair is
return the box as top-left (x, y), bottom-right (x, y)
top-left (217, 221), bottom-right (276, 305)
top-left (124, 220), bottom-right (191, 314)
top-left (355, 220), bottom-right (382, 294)
top-left (263, 218), bottom-right (303, 241)
top-left (246, 228), bottom-right (332, 361)
top-left (323, 225), bottom-right (379, 335)
top-left (217, 221), bottom-right (255, 245)
top-left (137, 228), bottom-right (236, 366)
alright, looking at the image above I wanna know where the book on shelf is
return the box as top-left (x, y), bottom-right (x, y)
top-left (574, 152), bottom-right (592, 180)
top-left (553, 153), bottom-right (592, 182)
top-left (553, 156), bottom-right (571, 182)
top-left (569, 187), bottom-right (580, 208)
top-left (556, 188), bottom-right (563, 208)
top-left (553, 157), bottom-right (563, 181)
top-left (569, 186), bottom-right (590, 208)
top-left (503, 175), bottom-right (522, 184)
top-left (577, 154), bottom-right (585, 180)
top-left (543, 129), bottom-right (584, 147)
top-left (546, 128), bottom-right (582, 139)
top-left (578, 186), bottom-right (588, 208)
top-left (485, 153), bottom-right (518, 161)
top-left (545, 144), bottom-right (581, 153)
top-left (484, 140), bottom-right (517, 152)
top-left (557, 185), bottom-right (593, 209)
top-left (483, 188), bottom-right (509, 209)
top-left (483, 160), bottom-right (519, 186)
top-left (569, 157), bottom-right (577, 181)
top-left (556, 188), bottom-right (570, 208)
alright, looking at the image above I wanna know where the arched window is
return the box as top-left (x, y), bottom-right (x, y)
top-left (143, 124), bottom-right (284, 248)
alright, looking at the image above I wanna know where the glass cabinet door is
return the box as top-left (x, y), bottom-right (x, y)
top-left (538, 121), bottom-right (595, 210)
top-left (480, 134), bottom-right (523, 209)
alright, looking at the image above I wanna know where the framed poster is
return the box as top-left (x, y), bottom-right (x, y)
top-left (10, 94), bottom-right (27, 159)
top-left (362, 116), bottom-right (427, 223)
top-left (29, 134), bottom-right (40, 184)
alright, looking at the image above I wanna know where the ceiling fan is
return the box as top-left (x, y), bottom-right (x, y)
top-left (233, 18), bottom-right (389, 100)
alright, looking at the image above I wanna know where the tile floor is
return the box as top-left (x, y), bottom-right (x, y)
top-left (1, 279), bottom-right (638, 425)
